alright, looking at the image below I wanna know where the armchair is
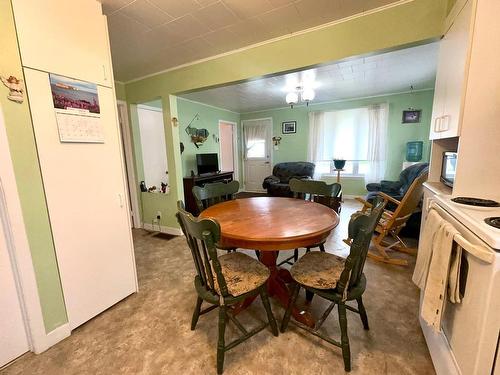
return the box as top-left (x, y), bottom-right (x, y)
top-left (365, 162), bottom-right (429, 204)
top-left (262, 162), bottom-right (315, 197)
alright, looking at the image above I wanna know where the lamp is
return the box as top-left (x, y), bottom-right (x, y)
top-left (301, 88), bottom-right (315, 105)
top-left (286, 92), bottom-right (299, 108)
top-left (285, 86), bottom-right (315, 108)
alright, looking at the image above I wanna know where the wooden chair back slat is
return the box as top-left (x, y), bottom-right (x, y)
top-left (289, 178), bottom-right (341, 213)
top-left (392, 171), bottom-right (428, 220)
top-left (337, 200), bottom-right (386, 295)
top-left (192, 180), bottom-right (240, 213)
top-left (176, 201), bottom-right (229, 296)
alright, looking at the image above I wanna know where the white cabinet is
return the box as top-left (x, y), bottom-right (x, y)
top-left (429, 0), bottom-right (473, 140)
top-left (11, 0), bottom-right (112, 88)
top-left (23, 68), bottom-right (137, 329)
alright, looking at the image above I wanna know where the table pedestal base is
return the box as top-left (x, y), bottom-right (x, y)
top-left (252, 251), bottom-right (314, 328)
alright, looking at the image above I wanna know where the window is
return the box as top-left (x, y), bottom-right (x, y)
top-left (309, 107), bottom-right (370, 176)
top-left (246, 139), bottom-right (266, 158)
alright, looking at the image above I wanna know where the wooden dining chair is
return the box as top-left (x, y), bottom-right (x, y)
top-left (280, 200), bottom-right (386, 372)
top-left (176, 201), bottom-right (278, 374)
top-left (193, 180), bottom-right (240, 252)
top-left (192, 180), bottom-right (239, 213)
top-left (278, 178), bottom-right (341, 266)
top-left (352, 170), bottom-right (428, 266)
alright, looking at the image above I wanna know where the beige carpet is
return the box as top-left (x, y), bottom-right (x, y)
top-left (2, 200), bottom-right (434, 375)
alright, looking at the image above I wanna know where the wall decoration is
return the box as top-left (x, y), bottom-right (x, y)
top-left (49, 73), bottom-right (103, 143)
top-left (272, 136), bottom-right (282, 146)
top-left (402, 109), bottom-right (421, 123)
top-left (184, 113), bottom-right (209, 148)
top-left (282, 121), bottom-right (296, 134)
top-left (50, 73), bottom-right (100, 114)
top-left (1, 75), bottom-right (24, 103)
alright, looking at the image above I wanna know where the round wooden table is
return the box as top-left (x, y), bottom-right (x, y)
top-left (200, 197), bottom-right (340, 327)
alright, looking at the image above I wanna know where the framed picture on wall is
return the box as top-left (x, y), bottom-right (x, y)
top-left (402, 109), bottom-right (421, 123)
top-left (282, 121), bottom-right (296, 134)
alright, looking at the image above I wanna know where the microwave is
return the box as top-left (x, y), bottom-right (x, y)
top-left (441, 152), bottom-right (457, 187)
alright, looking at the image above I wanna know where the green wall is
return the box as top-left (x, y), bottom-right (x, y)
top-left (124, 0), bottom-right (446, 229)
top-left (240, 90), bottom-right (434, 195)
top-left (177, 98), bottom-right (241, 179)
top-left (0, 0), bottom-right (67, 332)
top-left (115, 81), bottom-right (127, 101)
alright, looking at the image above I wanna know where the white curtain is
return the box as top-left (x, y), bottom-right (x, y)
top-left (307, 111), bottom-right (325, 163)
top-left (365, 103), bottom-right (389, 184)
top-left (243, 120), bottom-right (268, 159)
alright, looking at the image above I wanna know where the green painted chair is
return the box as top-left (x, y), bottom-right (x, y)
top-left (176, 201), bottom-right (278, 374)
top-left (192, 180), bottom-right (240, 213)
top-left (280, 199), bottom-right (385, 372)
top-left (278, 178), bottom-right (342, 266)
top-left (193, 180), bottom-right (240, 252)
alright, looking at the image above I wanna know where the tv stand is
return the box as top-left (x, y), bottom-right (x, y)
top-left (183, 171), bottom-right (234, 215)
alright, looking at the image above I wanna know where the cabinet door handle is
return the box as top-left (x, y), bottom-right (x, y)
top-left (118, 193), bottom-right (124, 207)
top-left (434, 117), bottom-right (442, 132)
top-left (102, 65), bottom-right (107, 81)
top-left (441, 115), bottom-right (450, 131)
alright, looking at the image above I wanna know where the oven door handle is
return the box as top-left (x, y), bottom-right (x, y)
top-left (429, 202), bottom-right (495, 264)
top-left (453, 233), bottom-right (494, 264)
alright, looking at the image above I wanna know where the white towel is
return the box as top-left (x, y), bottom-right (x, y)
top-left (448, 243), bottom-right (463, 303)
top-left (412, 209), bottom-right (444, 289)
top-left (421, 222), bottom-right (459, 332)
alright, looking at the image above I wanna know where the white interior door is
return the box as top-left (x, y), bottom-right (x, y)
top-left (24, 68), bottom-right (137, 330)
top-left (117, 102), bottom-right (141, 228)
top-left (0, 186), bottom-right (29, 367)
top-left (137, 105), bottom-right (168, 189)
top-left (242, 118), bottom-right (272, 192)
top-left (219, 121), bottom-right (236, 174)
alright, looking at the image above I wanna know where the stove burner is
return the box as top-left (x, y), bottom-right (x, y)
top-left (485, 217), bottom-right (500, 229)
top-left (452, 197), bottom-right (500, 207)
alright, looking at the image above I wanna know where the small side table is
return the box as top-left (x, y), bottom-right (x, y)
top-left (333, 168), bottom-right (344, 183)
top-left (332, 169), bottom-right (344, 212)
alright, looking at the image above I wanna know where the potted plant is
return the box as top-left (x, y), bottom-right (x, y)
top-left (333, 158), bottom-right (346, 170)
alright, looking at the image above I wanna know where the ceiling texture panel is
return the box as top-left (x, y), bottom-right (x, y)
top-left (99, 0), bottom-right (401, 81)
top-left (179, 42), bottom-right (439, 113)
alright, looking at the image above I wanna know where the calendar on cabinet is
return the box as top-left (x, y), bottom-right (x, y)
top-left (55, 110), bottom-right (104, 143)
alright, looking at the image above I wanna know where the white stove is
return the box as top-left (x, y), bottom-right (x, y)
top-left (420, 194), bottom-right (500, 375)
top-left (434, 195), bottom-right (500, 250)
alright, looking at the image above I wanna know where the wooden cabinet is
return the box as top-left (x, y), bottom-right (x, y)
top-left (11, 0), bottom-right (112, 88)
top-left (183, 172), bottom-right (234, 215)
top-left (429, 0), bottom-right (473, 140)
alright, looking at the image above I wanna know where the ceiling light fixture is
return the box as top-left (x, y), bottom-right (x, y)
top-left (285, 86), bottom-right (315, 108)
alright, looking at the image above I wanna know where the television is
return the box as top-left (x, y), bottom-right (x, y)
top-left (196, 153), bottom-right (219, 175)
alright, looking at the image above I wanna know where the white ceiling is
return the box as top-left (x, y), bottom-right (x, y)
top-left (99, 0), bottom-right (400, 81)
top-left (179, 42), bottom-right (439, 113)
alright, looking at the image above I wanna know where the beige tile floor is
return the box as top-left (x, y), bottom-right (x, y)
top-left (1, 199), bottom-right (434, 375)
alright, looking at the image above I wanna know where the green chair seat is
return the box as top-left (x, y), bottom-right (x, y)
top-left (290, 252), bottom-right (345, 290)
top-left (215, 252), bottom-right (270, 297)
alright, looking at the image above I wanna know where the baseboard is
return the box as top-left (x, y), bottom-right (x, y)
top-left (32, 323), bottom-right (71, 354)
top-left (142, 223), bottom-right (183, 236)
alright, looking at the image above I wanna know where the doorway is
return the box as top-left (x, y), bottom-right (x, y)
top-left (242, 118), bottom-right (273, 192)
top-left (117, 101), bottom-right (141, 228)
top-left (218, 120), bottom-right (238, 178)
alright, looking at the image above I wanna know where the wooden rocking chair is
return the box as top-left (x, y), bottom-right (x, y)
top-left (350, 171), bottom-right (428, 266)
